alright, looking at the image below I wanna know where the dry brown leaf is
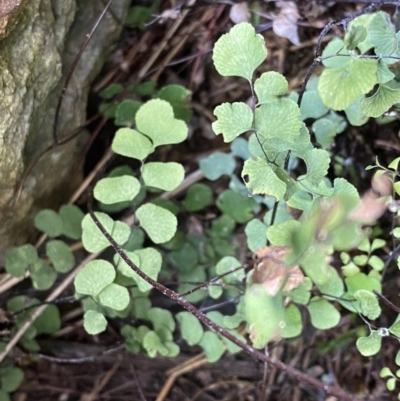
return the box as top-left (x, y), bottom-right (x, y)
top-left (252, 246), bottom-right (303, 296)
top-left (272, 1), bottom-right (300, 46)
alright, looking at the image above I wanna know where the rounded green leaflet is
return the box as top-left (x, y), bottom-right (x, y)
top-left (34, 304), bottom-right (61, 334)
top-left (321, 38), bottom-right (350, 69)
top-left (29, 260), bottom-right (57, 290)
top-left (155, 84), bottom-right (192, 122)
top-left (94, 175), bottom-right (141, 204)
top-left (0, 389), bottom-right (11, 401)
top-left (344, 97), bottom-right (369, 127)
top-left (143, 331), bottom-right (168, 357)
top-left (215, 256), bottom-right (245, 283)
top-left (81, 212), bottom-right (131, 253)
top-left (231, 137), bottom-right (250, 160)
top-left (318, 58), bottom-right (378, 110)
top-left (303, 148), bottom-right (330, 186)
top-left (1, 367), bottom-right (24, 393)
top-left (354, 290), bottom-right (381, 320)
top-left (389, 317), bottom-right (400, 337)
top-left (254, 71), bottom-right (288, 104)
top-left (316, 266), bottom-right (344, 298)
top-left (59, 204), bottom-right (84, 240)
top-left (115, 99), bottom-right (141, 126)
top-left (135, 99), bottom-right (188, 146)
top-left (212, 102), bottom-right (253, 142)
top-left (199, 331), bottom-right (225, 363)
top-left (148, 308), bottom-right (175, 332)
top-left (212, 22), bottom-right (267, 82)
top-left (169, 242), bottom-right (198, 272)
top-left (199, 152), bottom-right (236, 181)
top-left (356, 331), bottom-right (382, 356)
top-left (344, 25), bottom-right (367, 51)
top-left (142, 162), bottom-right (185, 191)
top-left (242, 157), bottom-right (286, 200)
top-left (282, 304), bottom-right (302, 338)
top-left (361, 84), bottom-right (400, 118)
top-left (216, 189), bottom-right (255, 223)
top-left (34, 209), bottom-right (64, 237)
top-left (98, 283), bottom-right (130, 311)
top-left (176, 312), bottom-right (204, 345)
top-left (301, 90), bottom-right (329, 120)
top-left (74, 259), bottom-right (116, 298)
top-left (267, 220), bottom-right (299, 247)
top-left (369, 12), bottom-right (399, 57)
top-left (46, 240), bottom-right (75, 273)
top-left (5, 244), bottom-right (38, 277)
top-left (83, 310), bottom-right (107, 335)
top-left (182, 183), bottom-right (212, 212)
top-left (308, 296), bottom-right (340, 330)
top-left (136, 203), bottom-right (177, 244)
top-left (112, 128), bottom-right (154, 160)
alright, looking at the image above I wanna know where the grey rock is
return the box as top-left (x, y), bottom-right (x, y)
top-left (0, 0), bottom-right (130, 252)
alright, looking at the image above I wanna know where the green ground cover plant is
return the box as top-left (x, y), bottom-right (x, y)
top-left (3, 4), bottom-right (400, 400)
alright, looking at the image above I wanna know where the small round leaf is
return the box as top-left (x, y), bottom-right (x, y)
top-left (83, 310), bottom-right (107, 335)
top-left (34, 209), bottom-right (63, 237)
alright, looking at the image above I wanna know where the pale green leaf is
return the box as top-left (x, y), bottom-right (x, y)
top-left (155, 84), bottom-right (192, 122)
top-left (6, 245), bottom-right (38, 277)
top-left (231, 137), bottom-right (250, 159)
top-left (213, 22), bottom-right (267, 82)
top-left (136, 99), bottom-right (188, 146)
top-left (282, 304), bottom-right (302, 338)
top-left (83, 310), bottom-right (107, 335)
top-left (321, 38), bottom-right (350, 69)
top-left (308, 296), bottom-right (340, 330)
top-left (283, 277), bottom-right (312, 305)
top-left (356, 331), bottom-right (382, 356)
top-left (148, 308), bottom-right (175, 332)
top-left (212, 102), bottom-right (253, 142)
top-left (112, 128), bottom-right (154, 160)
top-left (312, 118), bottom-right (337, 146)
top-left (34, 209), bottom-right (63, 237)
top-left (361, 84), bottom-right (400, 118)
top-left (143, 331), bottom-right (168, 357)
top-left (348, 13), bottom-right (375, 53)
top-left (300, 90), bottom-right (329, 120)
top-left (267, 220), bottom-right (299, 247)
top-left (81, 212), bottom-right (130, 253)
top-left (142, 162), bottom-right (184, 191)
top-left (369, 255), bottom-right (384, 271)
top-left (75, 260), bottom-right (115, 298)
top-left (209, 285), bottom-right (223, 299)
top-left (319, 58), bottom-right (378, 110)
top-left (176, 312), bottom-right (204, 345)
top-left (245, 219), bottom-right (267, 252)
top-left (389, 318), bottom-right (400, 337)
top-left (377, 60), bottom-right (395, 84)
top-left (255, 98), bottom-right (302, 143)
top-left (46, 240), bottom-right (75, 273)
top-left (200, 152), bottom-right (236, 180)
top-left (115, 99), bottom-right (141, 126)
top-left (303, 148), bottom-right (330, 185)
top-left (354, 289), bottom-right (381, 320)
top-left (59, 204), bottom-right (84, 240)
top-left (182, 183), bottom-right (212, 212)
top-left (99, 283), bottom-right (130, 311)
top-left (387, 377), bottom-right (396, 391)
top-left (316, 266), bottom-right (344, 298)
top-left (136, 204), bottom-right (177, 244)
top-left (254, 72), bottom-right (288, 104)
top-left (369, 12), bottom-right (399, 58)
top-left (344, 25), bottom-right (367, 50)
top-left (199, 331), bottom-right (225, 362)
top-left (1, 367), bottom-right (24, 392)
top-left (94, 176), bottom-right (141, 204)
top-left (216, 189), bottom-right (255, 223)
top-left (242, 157), bottom-right (286, 200)
top-left (344, 96), bottom-right (369, 127)
top-left (380, 367), bottom-right (394, 378)
top-left (215, 256), bottom-right (245, 283)
top-left (29, 260), bottom-right (57, 290)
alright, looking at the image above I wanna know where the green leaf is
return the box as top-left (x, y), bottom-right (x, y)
top-left (344, 96), bottom-right (369, 127)
top-left (46, 240), bottom-right (75, 273)
top-left (319, 58), bottom-right (378, 110)
top-left (136, 99), bottom-right (188, 146)
top-left (283, 277), bottom-right (312, 305)
top-left (216, 189), bottom-right (255, 223)
top-left (389, 318), bottom-right (400, 337)
top-left (231, 137), bottom-right (250, 159)
top-left (255, 98), bottom-right (302, 143)
top-left (155, 84), bottom-right (192, 122)
top-left (29, 260), bottom-right (57, 290)
top-left (115, 99), bottom-right (141, 126)
top-left (282, 304), bottom-right (302, 338)
top-left (303, 148), bottom-right (330, 186)
top-left (99, 283), bottom-right (130, 311)
top-left (142, 162), bottom-right (184, 191)
top-left (34, 304), bottom-right (61, 334)
top-left (143, 331), bottom-right (168, 357)
top-left (267, 220), bottom-right (299, 247)
top-left (5, 245), bottom-right (38, 277)
top-left (361, 84), bottom-right (400, 118)
top-left (308, 297), bottom-right (340, 330)
top-left (1, 367), bottom-right (24, 392)
top-left (254, 72), bottom-right (288, 104)
top-left (169, 243), bottom-right (198, 272)
top-left (245, 284), bottom-right (284, 348)
top-left (34, 209), bottom-right (63, 237)
top-left (369, 12), bottom-right (400, 58)
top-left (176, 312), bottom-right (203, 345)
top-left (354, 290), bottom-right (381, 320)
top-left (356, 331), bottom-right (382, 356)
top-left (178, 266), bottom-right (207, 303)
top-left (94, 176), bottom-right (141, 204)
top-left (348, 13), bottom-right (375, 53)
top-left (213, 22), bottom-right (267, 82)
top-left (116, 248), bottom-right (162, 292)
top-left (136, 204), bottom-right (177, 244)
top-left (380, 367), bottom-right (394, 378)
top-left (242, 157), bottom-right (287, 200)
top-left (75, 260), bottom-right (115, 298)
top-left (245, 219), bottom-right (267, 252)
top-left (369, 255), bottom-right (384, 271)
top-left (200, 152), bottom-right (236, 180)
top-left (81, 212), bottom-right (130, 253)
top-left (316, 266), bottom-right (344, 298)
top-left (312, 118), bottom-right (337, 147)
top-left (300, 90), bottom-right (329, 120)
top-left (112, 128), bottom-right (154, 160)
top-left (83, 310), bottom-right (107, 335)
top-left (215, 256), bottom-right (245, 283)
top-left (0, 389), bottom-right (11, 401)
top-left (182, 183), bottom-right (212, 212)
top-left (396, 350), bottom-right (400, 365)
top-left (387, 377), bottom-right (397, 392)
top-left (344, 25), bottom-right (367, 50)
top-left (199, 331), bottom-right (225, 363)
top-left (99, 83), bottom-right (123, 99)
top-left (212, 102), bottom-right (253, 142)
top-left (148, 308), bottom-right (175, 332)
top-left (321, 38), bottom-right (350, 69)
top-left (59, 204), bottom-right (84, 240)
top-left (377, 60), bottom-right (395, 84)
